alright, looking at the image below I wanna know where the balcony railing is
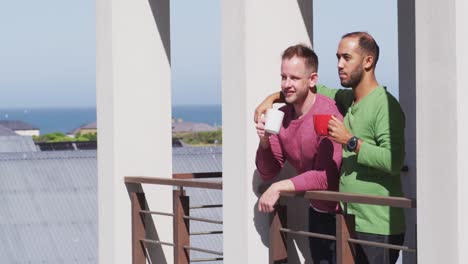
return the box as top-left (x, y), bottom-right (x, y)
top-left (272, 191), bottom-right (417, 264)
top-left (125, 174), bottom-right (416, 264)
top-left (125, 173), bottom-right (223, 264)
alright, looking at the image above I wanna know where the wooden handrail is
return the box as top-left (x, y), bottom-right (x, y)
top-left (128, 175), bottom-right (222, 264)
top-left (126, 176), bottom-right (414, 209)
top-left (125, 176), bottom-right (222, 190)
top-left (276, 190), bottom-right (417, 264)
top-left (281, 190), bottom-right (416, 208)
top-left (128, 176), bottom-right (417, 264)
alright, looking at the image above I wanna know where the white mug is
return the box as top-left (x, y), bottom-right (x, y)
top-left (264, 108), bottom-right (284, 135)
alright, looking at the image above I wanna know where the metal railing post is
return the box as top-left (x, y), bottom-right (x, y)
top-left (269, 205), bottom-right (288, 264)
top-left (173, 189), bottom-right (190, 264)
top-left (131, 192), bottom-right (147, 264)
top-left (336, 212), bottom-right (355, 264)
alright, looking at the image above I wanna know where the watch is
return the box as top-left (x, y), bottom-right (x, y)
top-left (346, 136), bottom-right (359, 152)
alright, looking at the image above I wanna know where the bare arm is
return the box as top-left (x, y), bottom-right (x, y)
top-left (258, 179), bottom-right (294, 212)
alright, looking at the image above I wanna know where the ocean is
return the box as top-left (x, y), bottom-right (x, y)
top-left (0, 105), bottom-right (222, 135)
top-left (172, 105), bottom-right (222, 127)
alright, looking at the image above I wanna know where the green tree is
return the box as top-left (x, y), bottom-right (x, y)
top-left (75, 132), bottom-right (97, 141)
top-left (33, 132), bottom-right (74, 143)
top-left (175, 129), bottom-right (222, 146)
top-left (33, 132), bottom-right (97, 143)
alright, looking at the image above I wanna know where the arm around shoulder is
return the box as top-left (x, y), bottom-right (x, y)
top-left (254, 91), bottom-right (284, 123)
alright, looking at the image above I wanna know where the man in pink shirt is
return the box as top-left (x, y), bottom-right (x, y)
top-left (255, 44), bottom-right (343, 263)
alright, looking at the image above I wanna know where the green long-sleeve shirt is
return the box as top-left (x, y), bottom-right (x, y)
top-left (317, 84), bottom-right (406, 235)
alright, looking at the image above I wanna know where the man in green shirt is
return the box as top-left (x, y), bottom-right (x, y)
top-left (255, 32), bottom-right (405, 264)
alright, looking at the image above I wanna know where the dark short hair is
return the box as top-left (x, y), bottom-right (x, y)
top-left (342, 31), bottom-right (380, 67)
top-left (282, 44), bottom-right (318, 72)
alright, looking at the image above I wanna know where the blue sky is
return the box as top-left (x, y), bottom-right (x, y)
top-left (314, 1), bottom-right (399, 97)
top-left (0, 0), bottom-right (96, 108)
top-left (171, 0), bottom-right (221, 105)
top-left (0, 1), bottom-right (398, 108)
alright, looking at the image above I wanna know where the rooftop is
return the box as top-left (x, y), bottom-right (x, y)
top-left (0, 146), bottom-right (223, 263)
top-left (173, 146), bottom-right (222, 173)
top-left (0, 120), bottom-right (38, 131)
top-left (68, 121), bottom-right (97, 135)
top-left (0, 136), bottom-right (37, 153)
top-left (172, 121), bottom-right (218, 133)
top-left (0, 124), bottom-right (17, 136)
top-left (0, 150), bottom-right (97, 263)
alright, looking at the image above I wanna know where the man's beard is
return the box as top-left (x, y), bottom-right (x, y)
top-left (341, 68), bottom-right (363, 88)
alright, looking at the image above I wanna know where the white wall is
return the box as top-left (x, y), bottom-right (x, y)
top-left (15, 130), bottom-right (40, 137)
top-left (416, 0), bottom-right (468, 262)
top-left (455, 0), bottom-right (468, 262)
top-left (96, 0), bottom-right (173, 263)
top-left (221, 0), bottom-right (313, 263)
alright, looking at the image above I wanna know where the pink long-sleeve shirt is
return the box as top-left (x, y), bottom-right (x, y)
top-left (256, 94), bottom-right (343, 212)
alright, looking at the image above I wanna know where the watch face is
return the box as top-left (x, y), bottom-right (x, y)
top-left (347, 137), bottom-right (357, 151)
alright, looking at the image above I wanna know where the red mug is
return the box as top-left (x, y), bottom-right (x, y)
top-left (313, 114), bottom-right (332, 136)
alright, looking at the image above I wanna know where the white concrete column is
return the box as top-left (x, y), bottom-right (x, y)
top-left (97, 0), bottom-right (172, 263)
top-left (455, 0), bottom-right (468, 262)
top-left (397, 1), bottom-right (417, 263)
top-left (416, 0), bottom-right (468, 263)
top-left (222, 0), bottom-right (313, 263)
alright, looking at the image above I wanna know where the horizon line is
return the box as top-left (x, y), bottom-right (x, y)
top-left (0, 104), bottom-right (222, 110)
